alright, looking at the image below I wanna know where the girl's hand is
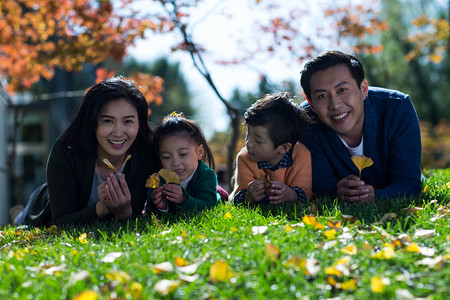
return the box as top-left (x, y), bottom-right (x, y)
top-left (162, 184), bottom-right (185, 205)
top-left (337, 175), bottom-right (375, 204)
top-left (105, 173), bottom-right (132, 219)
top-left (151, 186), bottom-right (168, 210)
top-left (266, 181), bottom-right (297, 205)
top-left (244, 180), bottom-right (267, 204)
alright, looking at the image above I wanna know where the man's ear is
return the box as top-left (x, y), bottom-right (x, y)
top-left (277, 142), bottom-right (292, 154)
top-left (360, 79), bottom-right (369, 99)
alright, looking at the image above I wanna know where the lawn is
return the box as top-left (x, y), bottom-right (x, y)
top-left (1, 169), bottom-right (449, 299)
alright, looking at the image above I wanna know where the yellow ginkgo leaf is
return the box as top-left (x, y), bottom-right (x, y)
top-left (105, 270), bottom-right (131, 283)
top-left (102, 158), bottom-right (117, 173)
top-left (145, 173), bottom-right (160, 188)
top-left (284, 224), bottom-right (294, 232)
top-left (158, 168), bottom-right (180, 184)
top-left (351, 155), bottom-right (373, 179)
top-left (72, 290), bottom-right (98, 300)
top-left (406, 242), bottom-right (420, 253)
top-left (259, 173), bottom-right (271, 186)
top-left (324, 229), bottom-right (337, 240)
top-left (175, 257), bottom-right (190, 267)
top-left (338, 278), bottom-right (357, 291)
top-left (265, 243), bottom-right (281, 262)
top-left (209, 260), bottom-right (233, 283)
top-left (78, 233), bottom-right (88, 244)
top-left (341, 244), bottom-right (357, 255)
top-left (130, 282), bottom-right (143, 298)
top-left (370, 276), bottom-right (390, 293)
top-left (152, 262), bottom-right (174, 274)
top-left (284, 256), bottom-right (307, 271)
top-left (224, 211), bottom-right (232, 219)
top-left (302, 215), bottom-right (325, 230)
top-left (327, 220), bottom-right (342, 229)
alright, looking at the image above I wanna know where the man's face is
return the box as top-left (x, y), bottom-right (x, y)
top-left (309, 64), bottom-right (368, 147)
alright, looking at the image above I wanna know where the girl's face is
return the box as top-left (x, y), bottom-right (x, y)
top-left (96, 98), bottom-right (139, 162)
top-left (158, 133), bottom-right (204, 181)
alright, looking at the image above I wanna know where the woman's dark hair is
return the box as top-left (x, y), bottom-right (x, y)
top-left (244, 92), bottom-right (311, 148)
top-left (154, 112), bottom-right (215, 169)
top-left (300, 50), bottom-right (365, 101)
top-left (61, 77), bottom-right (152, 156)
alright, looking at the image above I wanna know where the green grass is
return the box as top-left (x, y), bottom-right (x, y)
top-left (1, 169), bottom-right (449, 299)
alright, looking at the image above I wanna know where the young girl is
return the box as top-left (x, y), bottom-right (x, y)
top-left (146, 112), bottom-right (222, 213)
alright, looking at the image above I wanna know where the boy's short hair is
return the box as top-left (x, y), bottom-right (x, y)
top-left (244, 92), bottom-right (311, 148)
top-left (300, 50), bottom-right (365, 101)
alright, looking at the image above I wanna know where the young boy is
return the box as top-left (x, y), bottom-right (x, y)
top-left (230, 93), bottom-right (313, 205)
top-left (300, 50), bottom-right (422, 203)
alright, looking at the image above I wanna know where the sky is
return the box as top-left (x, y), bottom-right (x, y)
top-left (126, 0), bottom-right (316, 138)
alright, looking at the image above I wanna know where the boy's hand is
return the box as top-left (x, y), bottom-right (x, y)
top-left (245, 180), bottom-right (267, 204)
top-left (267, 181), bottom-right (297, 205)
top-left (163, 184), bottom-right (185, 205)
top-left (151, 186), bottom-right (168, 210)
top-left (337, 175), bottom-right (375, 204)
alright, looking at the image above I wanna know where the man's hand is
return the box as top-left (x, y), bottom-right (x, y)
top-left (337, 175), bottom-right (375, 204)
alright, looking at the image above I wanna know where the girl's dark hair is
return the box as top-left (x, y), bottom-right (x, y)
top-left (244, 92), bottom-right (311, 148)
top-left (154, 112), bottom-right (215, 169)
top-left (300, 50), bottom-right (365, 101)
top-left (61, 77), bottom-right (152, 156)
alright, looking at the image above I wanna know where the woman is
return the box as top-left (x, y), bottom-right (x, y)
top-left (13, 77), bottom-right (158, 225)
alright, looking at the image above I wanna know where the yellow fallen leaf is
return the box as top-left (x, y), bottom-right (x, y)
top-left (152, 262), bottom-right (174, 274)
top-left (361, 241), bottom-right (372, 250)
top-left (406, 243), bottom-right (420, 253)
top-left (327, 220), bottom-right (342, 229)
top-left (72, 290), bottom-right (98, 300)
top-left (284, 224), bottom-right (294, 232)
top-left (265, 243), bottom-right (281, 262)
top-left (209, 260), bottom-right (233, 283)
top-left (158, 168), bottom-right (180, 184)
top-left (130, 282), bottom-right (143, 299)
top-left (224, 211), bottom-right (232, 219)
top-left (302, 215), bottom-right (325, 230)
top-left (324, 229), bottom-right (337, 240)
top-left (154, 279), bottom-right (180, 295)
top-left (338, 278), bottom-right (357, 291)
top-left (175, 257), bottom-right (190, 267)
top-left (78, 233), bottom-right (88, 244)
top-left (284, 257), bottom-right (306, 271)
top-left (370, 276), bottom-right (387, 293)
top-left (351, 155), bottom-right (373, 178)
top-left (100, 252), bottom-right (122, 263)
top-left (145, 173), bottom-right (160, 188)
top-left (105, 270), bottom-right (131, 283)
top-left (416, 256), bottom-right (445, 270)
top-left (371, 244), bottom-right (395, 259)
top-left (341, 244), bottom-right (357, 255)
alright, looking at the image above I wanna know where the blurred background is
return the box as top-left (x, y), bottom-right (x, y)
top-left (0, 0), bottom-right (449, 224)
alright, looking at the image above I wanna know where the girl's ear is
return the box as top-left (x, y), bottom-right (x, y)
top-left (277, 142), bottom-right (292, 154)
top-left (196, 144), bottom-right (204, 160)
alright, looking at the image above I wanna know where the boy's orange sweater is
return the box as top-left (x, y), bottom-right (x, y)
top-left (230, 142), bottom-right (313, 201)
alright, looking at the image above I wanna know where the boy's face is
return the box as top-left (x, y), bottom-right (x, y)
top-left (309, 64), bottom-right (368, 147)
top-left (245, 125), bottom-right (286, 167)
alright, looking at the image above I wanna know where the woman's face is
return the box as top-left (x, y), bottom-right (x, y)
top-left (96, 98), bottom-right (139, 161)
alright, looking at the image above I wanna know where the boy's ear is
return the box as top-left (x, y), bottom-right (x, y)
top-left (277, 142), bottom-right (292, 154)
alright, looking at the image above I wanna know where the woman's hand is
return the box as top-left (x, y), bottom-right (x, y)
top-left (162, 184), bottom-right (185, 205)
top-left (151, 186), bottom-right (168, 210)
top-left (337, 175), bottom-right (375, 204)
top-left (266, 181), bottom-right (298, 205)
top-left (104, 173), bottom-right (132, 219)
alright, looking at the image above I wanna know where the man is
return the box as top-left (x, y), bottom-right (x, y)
top-left (300, 50), bottom-right (422, 203)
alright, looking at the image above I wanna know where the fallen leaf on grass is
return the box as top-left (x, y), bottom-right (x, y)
top-left (371, 244), bottom-right (395, 259)
top-left (284, 257), bottom-right (320, 275)
top-left (413, 229), bottom-right (435, 239)
top-left (78, 233), bottom-right (88, 244)
top-left (416, 256), bottom-right (445, 270)
top-left (341, 244), bottom-right (357, 255)
top-left (370, 276), bottom-right (390, 293)
top-left (325, 256), bottom-right (352, 277)
top-left (406, 243), bottom-right (436, 256)
top-left (130, 282), bottom-right (143, 299)
top-left (252, 226), bottom-right (268, 235)
top-left (105, 270), bottom-right (131, 283)
top-left (177, 262), bottom-right (201, 274)
top-left (324, 229), bottom-right (337, 240)
top-left (175, 257), bottom-right (190, 267)
top-left (152, 262), bottom-right (174, 274)
top-left (100, 252), bottom-right (122, 263)
top-left (154, 279), bottom-right (180, 295)
top-left (327, 220), bottom-right (342, 229)
top-left (265, 243), bottom-right (281, 262)
top-left (178, 274), bottom-right (200, 282)
top-left (378, 212), bottom-right (397, 226)
top-left (69, 270), bottom-right (90, 286)
top-left (72, 290), bottom-right (98, 300)
top-left (302, 215), bottom-right (325, 230)
top-left (209, 260), bottom-right (233, 283)
top-left (224, 211), bottom-right (232, 219)
top-left (341, 214), bottom-right (359, 224)
top-left (284, 224), bottom-right (294, 232)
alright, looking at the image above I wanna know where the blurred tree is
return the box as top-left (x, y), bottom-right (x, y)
top-left (357, 0), bottom-right (449, 124)
top-left (108, 57), bottom-right (195, 126)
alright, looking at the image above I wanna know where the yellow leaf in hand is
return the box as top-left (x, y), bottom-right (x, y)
top-left (102, 158), bottom-right (117, 173)
top-left (145, 173), bottom-right (160, 188)
top-left (351, 155), bottom-right (373, 178)
top-left (209, 260), bottom-right (233, 283)
top-left (158, 168), bottom-right (180, 184)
